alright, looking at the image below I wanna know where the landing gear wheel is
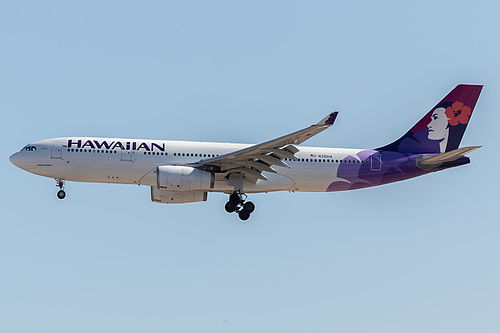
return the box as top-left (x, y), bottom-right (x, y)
top-left (238, 210), bottom-right (250, 221)
top-left (242, 201), bottom-right (255, 213)
top-left (229, 193), bottom-right (241, 205)
top-left (225, 201), bottom-right (237, 213)
top-left (225, 192), bottom-right (254, 221)
top-left (55, 179), bottom-right (66, 199)
top-left (57, 190), bottom-right (66, 200)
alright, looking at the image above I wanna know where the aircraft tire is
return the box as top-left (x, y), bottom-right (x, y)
top-left (243, 201), bottom-right (255, 213)
top-left (238, 210), bottom-right (250, 221)
top-left (225, 201), bottom-right (237, 213)
top-left (57, 190), bottom-right (66, 200)
top-left (229, 193), bottom-right (240, 205)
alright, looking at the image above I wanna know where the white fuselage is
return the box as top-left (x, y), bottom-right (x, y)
top-left (10, 137), bottom-right (370, 193)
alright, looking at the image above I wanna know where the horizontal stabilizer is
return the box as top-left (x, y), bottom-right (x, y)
top-left (416, 146), bottom-right (481, 169)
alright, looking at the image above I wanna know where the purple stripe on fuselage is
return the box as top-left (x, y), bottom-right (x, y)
top-left (326, 149), bottom-right (469, 192)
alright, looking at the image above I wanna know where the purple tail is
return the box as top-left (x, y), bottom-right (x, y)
top-left (377, 84), bottom-right (483, 154)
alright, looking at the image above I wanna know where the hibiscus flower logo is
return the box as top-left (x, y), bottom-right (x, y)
top-left (445, 101), bottom-right (471, 126)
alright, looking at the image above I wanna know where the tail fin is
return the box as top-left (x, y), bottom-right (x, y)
top-left (377, 84), bottom-right (483, 153)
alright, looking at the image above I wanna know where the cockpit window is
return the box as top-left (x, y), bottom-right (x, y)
top-left (21, 145), bottom-right (36, 151)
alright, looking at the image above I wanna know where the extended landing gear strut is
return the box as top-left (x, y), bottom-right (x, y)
top-left (224, 192), bottom-right (255, 221)
top-left (55, 179), bottom-right (66, 199)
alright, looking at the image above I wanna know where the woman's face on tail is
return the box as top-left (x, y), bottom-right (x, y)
top-left (428, 107), bottom-right (449, 140)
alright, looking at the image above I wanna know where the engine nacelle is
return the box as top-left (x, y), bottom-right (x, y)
top-left (157, 165), bottom-right (214, 191)
top-left (151, 187), bottom-right (207, 204)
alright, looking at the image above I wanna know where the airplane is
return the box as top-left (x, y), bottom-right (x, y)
top-left (9, 84), bottom-right (482, 221)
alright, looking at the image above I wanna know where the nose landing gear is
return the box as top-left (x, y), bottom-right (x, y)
top-left (56, 179), bottom-right (66, 199)
top-left (225, 192), bottom-right (255, 221)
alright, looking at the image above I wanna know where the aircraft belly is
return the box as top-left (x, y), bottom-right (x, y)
top-left (34, 157), bottom-right (149, 184)
top-left (241, 172), bottom-right (295, 193)
top-left (138, 168), bottom-right (156, 187)
top-left (281, 164), bottom-right (339, 192)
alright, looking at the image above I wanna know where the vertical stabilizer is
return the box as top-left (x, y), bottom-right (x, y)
top-left (378, 84), bottom-right (483, 153)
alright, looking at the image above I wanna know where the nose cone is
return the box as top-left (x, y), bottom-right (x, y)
top-left (9, 152), bottom-right (20, 167)
top-left (9, 152), bottom-right (29, 171)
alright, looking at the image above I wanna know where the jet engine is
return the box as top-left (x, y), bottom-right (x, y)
top-left (156, 165), bottom-right (214, 191)
top-left (150, 187), bottom-right (208, 204)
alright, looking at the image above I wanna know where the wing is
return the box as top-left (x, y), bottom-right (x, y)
top-left (191, 112), bottom-right (338, 182)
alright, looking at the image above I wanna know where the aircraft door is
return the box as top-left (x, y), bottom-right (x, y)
top-left (371, 153), bottom-right (382, 171)
top-left (121, 150), bottom-right (134, 162)
top-left (51, 142), bottom-right (62, 159)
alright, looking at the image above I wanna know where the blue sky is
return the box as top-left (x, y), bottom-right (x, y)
top-left (1, 1), bottom-right (499, 332)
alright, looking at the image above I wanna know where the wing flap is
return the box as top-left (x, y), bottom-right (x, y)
top-left (248, 154), bottom-right (288, 168)
top-left (234, 160), bottom-right (277, 173)
top-left (269, 148), bottom-right (297, 160)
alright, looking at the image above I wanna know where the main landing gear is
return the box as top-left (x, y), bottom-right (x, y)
top-left (225, 192), bottom-right (255, 221)
top-left (56, 179), bottom-right (66, 199)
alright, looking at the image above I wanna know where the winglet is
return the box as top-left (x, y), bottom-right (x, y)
top-left (317, 112), bottom-right (339, 126)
